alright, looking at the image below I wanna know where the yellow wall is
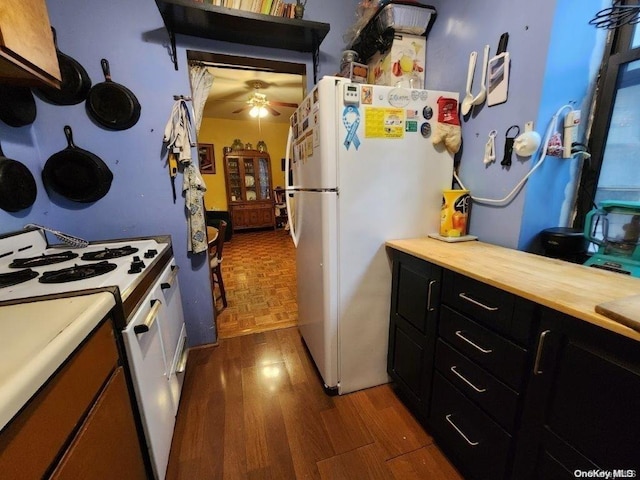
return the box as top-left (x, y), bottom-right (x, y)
top-left (197, 118), bottom-right (290, 211)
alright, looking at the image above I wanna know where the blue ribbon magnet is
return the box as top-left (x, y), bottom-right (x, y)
top-left (343, 105), bottom-right (361, 150)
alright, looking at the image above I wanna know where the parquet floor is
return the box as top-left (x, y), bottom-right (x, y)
top-left (166, 327), bottom-right (464, 480)
top-left (215, 228), bottom-right (298, 339)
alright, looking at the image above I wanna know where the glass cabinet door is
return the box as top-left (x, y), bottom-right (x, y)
top-left (243, 157), bottom-right (257, 201)
top-left (257, 157), bottom-right (270, 200)
top-left (227, 158), bottom-right (242, 202)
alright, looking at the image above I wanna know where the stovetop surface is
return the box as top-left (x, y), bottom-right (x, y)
top-left (0, 229), bottom-right (170, 303)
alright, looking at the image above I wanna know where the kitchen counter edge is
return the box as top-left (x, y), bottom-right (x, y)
top-left (386, 238), bottom-right (640, 342)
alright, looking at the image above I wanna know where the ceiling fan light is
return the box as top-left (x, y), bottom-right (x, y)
top-left (258, 106), bottom-right (268, 118)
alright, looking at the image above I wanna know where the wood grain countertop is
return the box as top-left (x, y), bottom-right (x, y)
top-left (386, 238), bottom-right (640, 342)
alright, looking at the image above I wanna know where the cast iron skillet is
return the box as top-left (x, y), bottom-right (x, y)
top-left (0, 142), bottom-right (37, 212)
top-left (0, 86), bottom-right (36, 127)
top-left (35, 28), bottom-right (92, 106)
top-left (42, 125), bottom-right (113, 203)
top-left (86, 59), bottom-right (141, 130)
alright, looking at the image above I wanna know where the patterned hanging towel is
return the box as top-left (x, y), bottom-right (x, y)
top-left (164, 98), bottom-right (207, 254)
top-left (183, 163), bottom-right (208, 254)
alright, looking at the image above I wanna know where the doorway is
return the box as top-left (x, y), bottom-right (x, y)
top-left (187, 51), bottom-right (305, 338)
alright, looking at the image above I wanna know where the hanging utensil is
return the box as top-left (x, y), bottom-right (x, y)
top-left (0, 85), bottom-right (36, 127)
top-left (0, 143), bottom-right (37, 212)
top-left (460, 51), bottom-right (477, 116)
top-left (169, 152), bottom-right (178, 203)
top-left (24, 223), bottom-right (89, 248)
top-left (590, 2), bottom-right (640, 29)
top-left (487, 33), bottom-right (510, 107)
top-left (471, 45), bottom-right (490, 107)
top-left (502, 124), bottom-right (520, 167)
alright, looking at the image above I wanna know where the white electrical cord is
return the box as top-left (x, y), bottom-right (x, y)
top-left (454, 104), bottom-right (575, 205)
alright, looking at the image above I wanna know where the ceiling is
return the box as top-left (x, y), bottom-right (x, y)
top-left (202, 66), bottom-right (305, 124)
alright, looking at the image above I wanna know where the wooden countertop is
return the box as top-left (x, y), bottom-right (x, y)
top-left (0, 293), bottom-right (116, 431)
top-left (386, 238), bottom-right (640, 342)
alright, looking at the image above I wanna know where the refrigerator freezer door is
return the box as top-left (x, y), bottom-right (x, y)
top-left (290, 77), bottom-right (349, 190)
top-left (293, 190), bottom-right (340, 390)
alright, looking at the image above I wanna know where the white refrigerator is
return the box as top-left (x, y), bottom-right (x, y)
top-left (285, 76), bottom-right (456, 395)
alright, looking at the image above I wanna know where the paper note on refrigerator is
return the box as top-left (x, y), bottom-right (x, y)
top-left (365, 107), bottom-right (405, 139)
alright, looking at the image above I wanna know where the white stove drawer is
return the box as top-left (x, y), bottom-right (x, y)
top-left (168, 323), bottom-right (188, 416)
top-left (159, 262), bottom-right (185, 373)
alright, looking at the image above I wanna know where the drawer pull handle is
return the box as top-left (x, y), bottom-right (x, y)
top-left (427, 280), bottom-right (437, 312)
top-left (161, 265), bottom-right (180, 290)
top-left (450, 366), bottom-right (487, 393)
top-left (455, 330), bottom-right (493, 354)
top-left (133, 299), bottom-right (162, 335)
top-left (445, 414), bottom-right (479, 446)
top-left (458, 292), bottom-right (499, 311)
top-left (176, 337), bottom-right (189, 374)
top-left (533, 329), bottom-right (551, 375)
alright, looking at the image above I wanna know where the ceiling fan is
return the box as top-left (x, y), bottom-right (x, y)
top-left (232, 81), bottom-right (298, 117)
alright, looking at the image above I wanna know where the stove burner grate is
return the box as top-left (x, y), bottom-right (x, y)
top-left (9, 251), bottom-right (79, 268)
top-left (0, 269), bottom-right (39, 288)
top-left (39, 261), bottom-right (118, 284)
top-left (81, 246), bottom-right (139, 261)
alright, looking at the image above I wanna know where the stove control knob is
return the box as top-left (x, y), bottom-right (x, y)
top-left (128, 264), bottom-right (142, 274)
top-left (144, 249), bottom-right (158, 259)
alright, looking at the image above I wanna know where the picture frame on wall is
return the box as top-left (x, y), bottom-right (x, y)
top-left (198, 143), bottom-right (215, 174)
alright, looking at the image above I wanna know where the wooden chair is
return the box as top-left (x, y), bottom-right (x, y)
top-left (209, 220), bottom-right (227, 309)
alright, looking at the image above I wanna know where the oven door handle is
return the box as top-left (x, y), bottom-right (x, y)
top-left (176, 336), bottom-right (189, 374)
top-left (161, 265), bottom-right (180, 290)
top-left (133, 299), bottom-right (162, 335)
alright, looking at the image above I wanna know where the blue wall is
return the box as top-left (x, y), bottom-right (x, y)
top-left (0, 0), bottom-right (359, 345)
top-left (0, 0), bottom-right (609, 343)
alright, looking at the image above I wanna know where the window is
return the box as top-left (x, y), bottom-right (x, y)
top-left (575, 0), bottom-right (640, 225)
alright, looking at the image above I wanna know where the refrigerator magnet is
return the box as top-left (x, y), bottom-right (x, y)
top-left (343, 105), bottom-right (361, 150)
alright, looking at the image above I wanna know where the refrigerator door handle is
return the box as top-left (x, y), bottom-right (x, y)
top-left (284, 126), bottom-right (301, 248)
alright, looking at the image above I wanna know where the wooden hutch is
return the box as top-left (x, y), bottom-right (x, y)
top-left (223, 150), bottom-right (275, 231)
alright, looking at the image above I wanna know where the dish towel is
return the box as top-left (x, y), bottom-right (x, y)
top-left (163, 99), bottom-right (208, 254)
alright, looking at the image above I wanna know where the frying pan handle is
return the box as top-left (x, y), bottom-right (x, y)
top-left (101, 59), bottom-right (112, 82)
top-left (63, 125), bottom-right (76, 149)
top-left (0, 141), bottom-right (4, 158)
top-left (50, 27), bottom-right (58, 48)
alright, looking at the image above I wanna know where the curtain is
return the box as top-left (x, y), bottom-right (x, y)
top-left (189, 63), bottom-right (215, 134)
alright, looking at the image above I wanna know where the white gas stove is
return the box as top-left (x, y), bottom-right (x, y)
top-left (0, 226), bottom-right (186, 480)
top-left (0, 228), bottom-right (171, 320)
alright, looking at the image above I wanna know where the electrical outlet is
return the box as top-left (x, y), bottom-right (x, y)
top-left (563, 110), bottom-right (581, 158)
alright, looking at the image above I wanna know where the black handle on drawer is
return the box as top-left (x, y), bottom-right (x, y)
top-left (427, 280), bottom-right (437, 312)
top-left (445, 414), bottom-right (479, 446)
top-left (133, 299), bottom-right (162, 335)
top-left (533, 329), bottom-right (551, 375)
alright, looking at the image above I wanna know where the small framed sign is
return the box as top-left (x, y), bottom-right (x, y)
top-left (198, 143), bottom-right (215, 174)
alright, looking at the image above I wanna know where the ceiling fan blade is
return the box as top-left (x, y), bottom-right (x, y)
top-left (269, 101), bottom-right (299, 108)
top-left (264, 105), bottom-right (281, 116)
top-left (232, 105), bottom-right (251, 114)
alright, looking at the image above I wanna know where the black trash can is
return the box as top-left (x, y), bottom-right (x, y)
top-left (539, 227), bottom-right (587, 263)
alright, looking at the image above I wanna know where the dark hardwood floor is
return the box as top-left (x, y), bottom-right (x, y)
top-left (166, 327), bottom-right (463, 479)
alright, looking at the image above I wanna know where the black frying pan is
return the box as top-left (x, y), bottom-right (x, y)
top-left (0, 142), bottom-right (37, 212)
top-left (0, 85), bottom-right (36, 127)
top-left (35, 28), bottom-right (92, 106)
top-left (86, 59), bottom-right (141, 131)
top-left (42, 125), bottom-right (113, 203)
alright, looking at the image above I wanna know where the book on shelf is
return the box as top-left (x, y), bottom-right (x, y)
top-left (261, 0), bottom-right (273, 14)
top-left (239, 0), bottom-right (253, 10)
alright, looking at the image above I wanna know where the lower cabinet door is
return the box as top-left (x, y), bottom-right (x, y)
top-left (430, 373), bottom-right (512, 480)
top-left (50, 367), bottom-right (146, 480)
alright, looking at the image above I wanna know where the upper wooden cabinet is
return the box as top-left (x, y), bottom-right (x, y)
top-left (224, 150), bottom-right (275, 231)
top-left (0, 0), bottom-right (61, 88)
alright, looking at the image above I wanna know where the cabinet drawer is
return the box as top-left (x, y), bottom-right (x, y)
top-left (435, 339), bottom-right (519, 432)
top-left (430, 372), bottom-right (512, 480)
top-left (50, 367), bottom-right (146, 480)
top-left (442, 271), bottom-right (536, 344)
top-left (0, 320), bottom-right (118, 480)
top-left (440, 306), bottom-right (528, 390)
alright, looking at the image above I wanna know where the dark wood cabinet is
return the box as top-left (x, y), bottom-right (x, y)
top-left (387, 249), bottom-right (441, 422)
top-left (224, 150), bottom-right (275, 231)
top-left (513, 309), bottom-right (640, 479)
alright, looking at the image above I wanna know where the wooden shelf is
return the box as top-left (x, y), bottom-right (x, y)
top-left (154, 0), bottom-right (330, 79)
